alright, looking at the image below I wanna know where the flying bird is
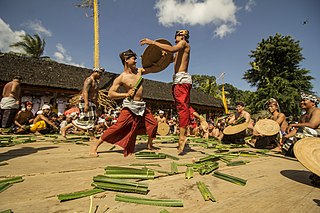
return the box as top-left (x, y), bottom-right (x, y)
top-left (302, 19), bottom-right (309, 25)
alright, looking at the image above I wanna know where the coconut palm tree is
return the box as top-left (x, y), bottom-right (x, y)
top-left (10, 33), bottom-right (46, 58)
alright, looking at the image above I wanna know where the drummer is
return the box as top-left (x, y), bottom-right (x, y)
top-left (282, 93), bottom-right (320, 157)
top-left (250, 98), bottom-right (288, 149)
top-left (220, 102), bottom-right (251, 144)
top-left (228, 102), bottom-right (251, 125)
top-left (268, 98), bottom-right (288, 151)
top-left (268, 98), bottom-right (288, 134)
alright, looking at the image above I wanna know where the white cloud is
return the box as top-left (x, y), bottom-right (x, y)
top-left (155, 0), bottom-right (239, 38)
top-left (53, 51), bottom-right (64, 61)
top-left (214, 24), bottom-right (236, 39)
top-left (53, 43), bottom-right (85, 67)
top-left (23, 19), bottom-right (52, 37)
top-left (0, 18), bottom-right (25, 53)
top-left (0, 19), bottom-right (84, 67)
top-left (244, 0), bottom-right (256, 12)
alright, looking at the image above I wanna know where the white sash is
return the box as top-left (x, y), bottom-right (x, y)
top-left (122, 98), bottom-right (146, 116)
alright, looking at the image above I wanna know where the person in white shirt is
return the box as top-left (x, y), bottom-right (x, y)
top-left (31, 96), bottom-right (41, 115)
top-left (40, 93), bottom-right (53, 109)
top-left (56, 96), bottom-right (68, 114)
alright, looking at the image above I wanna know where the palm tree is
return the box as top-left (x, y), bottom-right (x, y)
top-left (10, 33), bottom-right (46, 58)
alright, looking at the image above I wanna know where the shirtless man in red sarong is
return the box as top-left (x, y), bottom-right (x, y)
top-left (140, 30), bottom-right (208, 155)
top-left (89, 49), bottom-right (164, 157)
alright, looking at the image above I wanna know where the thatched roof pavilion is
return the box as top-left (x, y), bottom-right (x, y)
top-left (0, 53), bottom-right (224, 114)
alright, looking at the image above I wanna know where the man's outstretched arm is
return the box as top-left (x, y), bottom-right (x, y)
top-left (140, 38), bottom-right (185, 53)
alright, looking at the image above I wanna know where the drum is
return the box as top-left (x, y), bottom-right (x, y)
top-left (157, 123), bottom-right (170, 136)
top-left (254, 119), bottom-right (280, 136)
top-left (222, 122), bottom-right (248, 144)
top-left (223, 122), bottom-right (248, 135)
top-left (294, 137), bottom-right (320, 177)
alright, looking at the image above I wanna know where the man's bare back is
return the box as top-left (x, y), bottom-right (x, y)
top-left (2, 80), bottom-right (21, 100)
top-left (83, 76), bottom-right (99, 104)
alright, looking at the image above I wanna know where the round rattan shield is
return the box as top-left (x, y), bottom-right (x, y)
top-left (254, 119), bottom-right (280, 136)
top-left (223, 122), bottom-right (248, 135)
top-left (294, 137), bottom-right (320, 176)
top-left (157, 123), bottom-right (170, 136)
top-left (141, 39), bottom-right (173, 72)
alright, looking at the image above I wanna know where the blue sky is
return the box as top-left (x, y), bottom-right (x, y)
top-left (1, 0), bottom-right (319, 95)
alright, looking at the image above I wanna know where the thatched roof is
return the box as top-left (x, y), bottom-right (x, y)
top-left (0, 53), bottom-right (222, 108)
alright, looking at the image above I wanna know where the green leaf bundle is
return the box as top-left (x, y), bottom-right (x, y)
top-left (226, 160), bottom-right (248, 166)
top-left (0, 176), bottom-right (24, 185)
top-left (92, 175), bottom-right (148, 194)
top-left (57, 188), bottom-right (105, 202)
top-left (115, 194), bottom-right (184, 207)
top-left (0, 182), bottom-right (12, 193)
top-left (170, 162), bottom-right (178, 174)
top-left (185, 167), bottom-right (193, 179)
top-left (104, 166), bottom-right (155, 179)
top-left (198, 162), bottom-right (219, 175)
top-left (213, 171), bottom-right (247, 186)
top-left (135, 152), bottom-right (166, 159)
top-left (196, 181), bottom-right (216, 202)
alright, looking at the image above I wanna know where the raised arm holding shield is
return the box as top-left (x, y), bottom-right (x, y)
top-left (140, 30), bottom-right (208, 155)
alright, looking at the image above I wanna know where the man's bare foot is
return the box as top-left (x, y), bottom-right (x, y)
top-left (34, 131), bottom-right (42, 136)
top-left (61, 127), bottom-right (67, 138)
top-left (89, 152), bottom-right (99, 157)
top-left (89, 145), bottom-right (99, 157)
top-left (203, 132), bottom-right (209, 140)
top-left (90, 137), bottom-right (98, 143)
top-left (271, 147), bottom-right (282, 153)
top-left (177, 137), bottom-right (187, 155)
top-left (247, 138), bottom-right (256, 147)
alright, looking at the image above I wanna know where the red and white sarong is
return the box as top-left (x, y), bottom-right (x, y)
top-left (172, 83), bottom-right (195, 128)
top-left (172, 72), bottom-right (195, 128)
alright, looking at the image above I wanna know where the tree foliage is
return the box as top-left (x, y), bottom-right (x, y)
top-left (10, 33), bottom-right (46, 58)
top-left (219, 83), bottom-right (255, 113)
top-left (243, 33), bottom-right (314, 116)
top-left (192, 75), bottom-right (220, 99)
top-left (191, 75), bottom-right (254, 111)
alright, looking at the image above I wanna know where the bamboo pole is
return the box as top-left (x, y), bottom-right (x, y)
top-left (93, 0), bottom-right (100, 68)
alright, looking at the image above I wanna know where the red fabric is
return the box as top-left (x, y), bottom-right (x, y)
top-left (172, 84), bottom-right (195, 128)
top-left (100, 108), bottom-right (157, 156)
top-left (189, 107), bottom-right (197, 128)
top-left (64, 107), bottom-right (80, 116)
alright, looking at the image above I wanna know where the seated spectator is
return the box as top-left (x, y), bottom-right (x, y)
top-left (30, 104), bottom-right (58, 134)
top-left (57, 112), bottom-right (65, 122)
top-left (13, 101), bottom-right (34, 133)
top-left (155, 110), bottom-right (167, 124)
top-left (168, 117), bottom-right (178, 135)
top-left (95, 118), bottom-right (107, 134)
top-left (187, 122), bottom-right (199, 137)
top-left (49, 112), bottom-right (60, 133)
top-left (208, 122), bottom-right (223, 140)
